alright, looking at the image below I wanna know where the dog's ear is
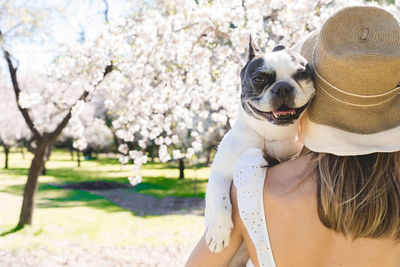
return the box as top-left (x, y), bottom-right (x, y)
top-left (272, 44), bottom-right (286, 52)
top-left (240, 63), bottom-right (248, 80)
top-left (248, 35), bottom-right (262, 61)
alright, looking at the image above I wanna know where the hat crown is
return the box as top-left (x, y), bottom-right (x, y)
top-left (314, 6), bottom-right (400, 97)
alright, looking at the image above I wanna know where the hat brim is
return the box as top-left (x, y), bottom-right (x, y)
top-left (294, 31), bottom-right (400, 155)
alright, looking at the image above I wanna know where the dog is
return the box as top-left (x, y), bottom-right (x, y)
top-left (204, 36), bottom-right (315, 255)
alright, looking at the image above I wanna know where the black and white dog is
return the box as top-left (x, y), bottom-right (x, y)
top-left (205, 37), bottom-right (315, 253)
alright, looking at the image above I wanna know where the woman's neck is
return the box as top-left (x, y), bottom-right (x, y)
top-left (265, 152), bottom-right (315, 195)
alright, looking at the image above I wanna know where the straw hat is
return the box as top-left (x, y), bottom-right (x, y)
top-left (294, 6), bottom-right (400, 155)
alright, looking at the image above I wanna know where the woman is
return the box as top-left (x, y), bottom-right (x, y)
top-left (186, 6), bottom-right (400, 267)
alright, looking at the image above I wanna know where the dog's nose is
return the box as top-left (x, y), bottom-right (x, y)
top-left (271, 81), bottom-right (294, 97)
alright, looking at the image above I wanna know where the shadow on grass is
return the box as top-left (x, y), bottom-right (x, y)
top-left (37, 185), bottom-right (126, 212)
top-left (1, 183), bottom-right (131, 214)
top-left (0, 154), bottom-right (207, 218)
top-left (2, 165), bottom-right (208, 198)
top-left (1, 176), bottom-right (205, 220)
top-left (1, 166), bottom-right (129, 184)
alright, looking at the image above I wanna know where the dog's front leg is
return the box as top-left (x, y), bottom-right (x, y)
top-left (205, 122), bottom-right (261, 253)
top-left (205, 160), bottom-right (234, 253)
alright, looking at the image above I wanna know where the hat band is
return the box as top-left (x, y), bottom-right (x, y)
top-left (311, 52), bottom-right (400, 107)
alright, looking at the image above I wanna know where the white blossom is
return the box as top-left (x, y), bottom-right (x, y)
top-left (172, 149), bottom-right (183, 159)
top-left (102, 0), bottom-right (395, 169)
top-left (118, 144), bottom-right (129, 154)
top-left (128, 175), bottom-right (142, 186)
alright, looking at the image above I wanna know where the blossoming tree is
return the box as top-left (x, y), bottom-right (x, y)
top-left (103, 0), bottom-right (397, 180)
top-left (0, 14), bottom-right (117, 228)
top-left (1, 0), bottom-right (398, 228)
top-left (61, 98), bottom-right (114, 164)
top-left (0, 79), bottom-right (30, 168)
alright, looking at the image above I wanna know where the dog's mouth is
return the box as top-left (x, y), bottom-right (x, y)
top-left (248, 102), bottom-right (310, 125)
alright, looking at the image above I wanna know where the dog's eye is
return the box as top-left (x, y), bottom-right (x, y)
top-left (294, 71), bottom-right (309, 80)
top-left (252, 76), bottom-right (265, 83)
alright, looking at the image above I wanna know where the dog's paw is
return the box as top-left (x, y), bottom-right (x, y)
top-left (205, 210), bottom-right (233, 253)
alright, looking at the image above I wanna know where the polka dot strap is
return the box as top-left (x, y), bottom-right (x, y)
top-left (233, 148), bottom-right (276, 267)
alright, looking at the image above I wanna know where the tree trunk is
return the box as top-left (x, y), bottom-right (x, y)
top-left (179, 158), bottom-right (185, 179)
top-left (69, 148), bottom-right (74, 161)
top-left (20, 146), bottom-right (25, 160)
top-left (77, 150), bottom-right (81, 167)
top-left (4, 146), bottom-right (9, 169)
top-left (41, 163), bottom-right (46, 175)
top-left (17, 143), bottom-right (48, 227)
top-left (41, 144), bottom-right (52, 176)
top-left (205, 148), bottom-right (212, 166)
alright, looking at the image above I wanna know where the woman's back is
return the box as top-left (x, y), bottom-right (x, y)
top-left (233, 152), bottom-right (400, 267)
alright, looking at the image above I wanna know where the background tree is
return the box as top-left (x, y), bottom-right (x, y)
top-left (0, 77), bottom-right (30, 168)
top-left (103, 0), bottom-right (400, 179)
top-left (61, 98), bottom-right (114, 163)
top-left (0, 1), bottom-right (117, 227)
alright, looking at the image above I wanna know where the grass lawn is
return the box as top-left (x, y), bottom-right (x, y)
top-left (0, 148), bottom-right (207, 251)
top-left (2, 149), bottom-right (209, 198)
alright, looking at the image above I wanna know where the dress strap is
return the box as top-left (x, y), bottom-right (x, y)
top-left (233, 148), bottom-right (276, 267)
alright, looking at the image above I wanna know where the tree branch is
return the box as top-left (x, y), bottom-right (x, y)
top-left (0, 30), bottom-right (42, 140)
top-left (242, 0), bottom-right (248, 27)
top-left (48, 62), bottom-right (113, 142)
top-left (103, 0), bottom-right (109, 23)
top-left (174, 22), bottom-right (200, 32)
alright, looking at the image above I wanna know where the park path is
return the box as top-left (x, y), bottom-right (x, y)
top-left (0, 243), bottom-right (193, 267)
top-left (54, 181), bottom-right (205, 216)
top-left (88, 188), bottom-right (205, 216)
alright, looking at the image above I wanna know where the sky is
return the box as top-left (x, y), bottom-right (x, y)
top-left (1, 0), bottom-right (133, 75)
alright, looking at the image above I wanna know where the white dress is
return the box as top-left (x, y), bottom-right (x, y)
top-left (233, 148), bottom-right (277, 267)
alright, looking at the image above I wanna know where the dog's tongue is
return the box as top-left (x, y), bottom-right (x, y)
top-left (272, 109), bottom-right (296, 118)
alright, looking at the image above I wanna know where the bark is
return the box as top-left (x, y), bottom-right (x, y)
top-left (193, 167), bottom-right (197, 195)
top-left (179, 158), bottom-right (185, 179)
top-left (205, 148), bottom-right (212, 166)
top-left (103, 0), bottom-right (109, 23)
top-left (69, 148), bottom-right (74, 161)
top-left (20, 146), bottom-right (25, 159)
top-left (17, 142), bottom-right (48, 227)
top-left (77, 150), bottom-right (81, 167)
top-left (41, 163), bottom-right (46, 175)
top-left (1, 40), bottom-right (41, 140)
top-left (41, 144), bottom-right (52, 175)
top-left (68, 139), bottom-right (74, 160)
top-left (4, 146), bottom-right (9, 169)
top-left (84, 147), bottom-right (93, 160)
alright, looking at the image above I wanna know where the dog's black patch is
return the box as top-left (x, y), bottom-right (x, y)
top-left (272, 44), bottom-right (286, 52)
top-left (240, 36), bottom-right (313, 123)
top-left (292, 63), bottom-right (312, 82)
top-left (263, 151), bottom-right (281, 167)
top-left (248, 35), bottom-right (262, 61)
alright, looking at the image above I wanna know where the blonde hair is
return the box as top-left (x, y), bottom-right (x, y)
top-left (316, 152), bottom-right (400, 240)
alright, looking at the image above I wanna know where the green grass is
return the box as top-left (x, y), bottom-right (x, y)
top-left (1, 148), bottom-right (209, 198)
top-left (0, 148), bottom-right (206, 250)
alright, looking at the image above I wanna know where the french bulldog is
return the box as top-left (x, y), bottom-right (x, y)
top-left (204, 36), bottom-right (315, 254)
